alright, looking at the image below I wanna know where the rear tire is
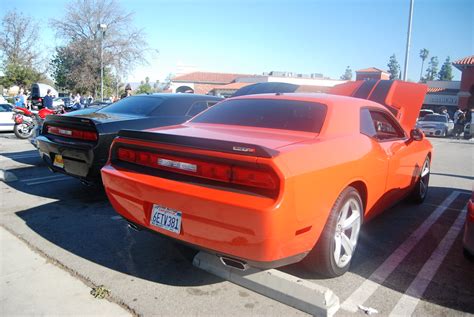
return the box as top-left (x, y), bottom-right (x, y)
top-left (303, 186), bottom-right (363, 277)
top-left (411, 156), bottom-right (430, 204)
top-left (13, 123), bottom-right (34, 139)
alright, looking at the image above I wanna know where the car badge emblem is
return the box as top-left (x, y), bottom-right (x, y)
top-left (233, 146), bottom-right (256, 153)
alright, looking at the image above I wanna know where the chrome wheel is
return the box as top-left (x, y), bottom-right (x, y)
top-left (13, 123), bottom-right (34, 139)
top-left (419, 158), bottom-right (430, 200)
top-left (333, 198), bottom-right (361, 268)
top-left (411, 156), bottom-right (430, 204)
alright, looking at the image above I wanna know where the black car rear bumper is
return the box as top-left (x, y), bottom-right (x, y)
top-left (36, 135), bottom-right (102, 181)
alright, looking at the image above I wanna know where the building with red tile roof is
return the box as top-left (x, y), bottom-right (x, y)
top-left (355, 67), bottom-right (390, 81)
top-left (172, 72), bottom-right (255, 85)
top-left (452, 55), bottom-right (474, 110)
top-left (453, 55), bottom-right (474, 68)
top-left (170, 71), bottom-right (346, 96)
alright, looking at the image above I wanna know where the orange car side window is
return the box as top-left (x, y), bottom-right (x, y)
top-left (360, 108), bottom-right (405, 141)
top-left (369, 110), bottom-right (405, 141)
top-left (360, 108), bottom-right (377, 137)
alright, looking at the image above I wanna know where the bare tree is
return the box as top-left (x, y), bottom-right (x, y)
top-left (51, 0), bottom-right (148, 76)
top-left (0, 10), bottom-right (41, 66)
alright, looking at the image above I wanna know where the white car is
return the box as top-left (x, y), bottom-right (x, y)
top-left (418, 109), bottom-right (434, 121)
top-left (0, 103), bottom-right (14, 131)
top-left (416, 113), bottom-right (454, 137)
top-left (52, 97), bottom-right (65, 108)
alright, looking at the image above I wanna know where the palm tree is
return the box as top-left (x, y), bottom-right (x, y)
top-left (419, 49), bottom-right (429, 82)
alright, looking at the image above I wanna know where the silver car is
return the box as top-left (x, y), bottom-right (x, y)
top-left (416, 114), bottom-right (454, 137)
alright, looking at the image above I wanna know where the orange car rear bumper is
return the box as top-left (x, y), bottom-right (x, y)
top-left (101, 165), bottom-right (314, 267)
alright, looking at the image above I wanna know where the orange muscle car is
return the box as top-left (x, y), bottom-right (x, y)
top-left (101, 80), bottom-right (431, 277)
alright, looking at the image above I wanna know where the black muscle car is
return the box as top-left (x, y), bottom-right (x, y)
top-left (36, 94), bottom-right (222, 183)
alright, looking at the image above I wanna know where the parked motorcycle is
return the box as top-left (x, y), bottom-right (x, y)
top-left (12, 106), bottom-right (65, 139)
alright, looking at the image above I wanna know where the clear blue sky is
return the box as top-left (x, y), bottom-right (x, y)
top-left (3, 0), bottom-right (473, 82)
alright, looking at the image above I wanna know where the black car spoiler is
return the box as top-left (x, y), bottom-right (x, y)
top-left (43, 115), bottom-right (97, 132)
top-left (117, 129), bottom-right (279, 158)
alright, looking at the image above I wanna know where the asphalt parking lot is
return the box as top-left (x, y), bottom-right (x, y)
top-left (0, 132), bottom-right (473, 316)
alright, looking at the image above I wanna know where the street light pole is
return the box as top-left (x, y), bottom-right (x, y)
top-left (403, 0), bottom-right (414, 81)
top-left (98, 23), bottom-right (107, 101)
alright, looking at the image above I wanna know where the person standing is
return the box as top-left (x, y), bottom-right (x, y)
top-left (121, 84), bottom-right (132, 99)
top-left (453, 108), bottom-right (465, 139)
top-left (440, 107), bottom-right (450, 120)
top-left (454, 107), bottom-right (464, 123)
top-left (72, 93), bottom-right (81, 110)
top-left (43, 89), bottom-right (54, 109)
top-left (87, 95), bottom-right (93, 107)
top-left (15, 87), bottom-right (26, 107)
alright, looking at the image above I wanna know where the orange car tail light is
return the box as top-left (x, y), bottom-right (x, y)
top-left (115, 146), bottom-right (279, 192)
top-left (47, 125), bottom-right (98, 141)
top-left (232, 166), bottom-right (278, 190)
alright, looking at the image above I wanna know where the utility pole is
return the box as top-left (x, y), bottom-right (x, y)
top-left (98, 23), bottom-right (107, 101)
top-left (403, 0), bottom-right (414, 81)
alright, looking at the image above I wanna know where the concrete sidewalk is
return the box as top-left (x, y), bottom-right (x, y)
top-left (0, 226), bottom-right (131, 316)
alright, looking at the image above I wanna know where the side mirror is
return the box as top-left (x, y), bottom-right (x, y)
top-left (410, 128), bottom-right (424, 141)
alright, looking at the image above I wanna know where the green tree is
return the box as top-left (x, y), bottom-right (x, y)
top-left (424, 56), bottom-right (439, 81)
top-left (419, 48), bottom-right (429, 82)
top-left (50, 46), bottom-right (75, 91)
top-left (0, 62), bottom-right (43, 88)
top-left (135, 77), bottom-right (153, 94)
top-left (387, 54), bottom-right (401, 80)
top-left (340, 66), bottom-right (353, 80)
top-left (438, 56), bottom-right (454, 81)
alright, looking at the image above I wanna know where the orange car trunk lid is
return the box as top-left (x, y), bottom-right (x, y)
top-left (330, 79), bottom-right (428, 133)
top-left (118, 123), bottom-right (316, 158)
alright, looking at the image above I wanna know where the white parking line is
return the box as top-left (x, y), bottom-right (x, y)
top-left (389, 205), bottom-right (467, 316)
top-left (340, 191), bottom-right (461, 312)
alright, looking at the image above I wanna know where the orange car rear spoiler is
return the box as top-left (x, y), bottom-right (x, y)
top-left (330, 80), bottom-right (428, 132)
top-left (117, 129), bottom-right (280, 158)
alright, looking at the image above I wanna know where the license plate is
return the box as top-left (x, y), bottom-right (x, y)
top-left (53, 154), bottom-right (64, 168)
top-left (150, 205), bottom-right (182, 234)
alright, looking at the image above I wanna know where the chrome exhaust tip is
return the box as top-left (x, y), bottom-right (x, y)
top-left (219, 256), bottom-right (249, 271)
top-left (127, 221), bottom-right (141, 232)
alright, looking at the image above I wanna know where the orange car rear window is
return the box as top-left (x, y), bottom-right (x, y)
top-left (192, 98), bottom-right (327, 133)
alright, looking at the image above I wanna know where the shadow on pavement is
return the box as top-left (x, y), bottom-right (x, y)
top-left (15, 198), bottom-right (220, 287)
top-left (9, 173), bottom-right (474, 310)
top-left (0, 150), bottom-right (44, 166)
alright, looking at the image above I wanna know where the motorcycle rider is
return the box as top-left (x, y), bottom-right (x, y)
top-left (43, 89), bottom-right (54, 109)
